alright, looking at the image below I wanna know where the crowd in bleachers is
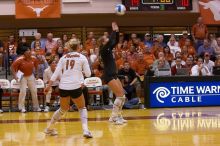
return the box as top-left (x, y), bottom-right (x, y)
top-left (0, 17), bottom-right (220, 112)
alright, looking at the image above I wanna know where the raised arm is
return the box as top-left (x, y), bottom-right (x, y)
top-left (109, 22), bottom-right (119, 49)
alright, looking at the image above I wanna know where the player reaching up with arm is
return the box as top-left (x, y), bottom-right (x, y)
top-left (99, 22), bottom-right (127, 125)
top-left (44, 38), bottom-right (92, 138)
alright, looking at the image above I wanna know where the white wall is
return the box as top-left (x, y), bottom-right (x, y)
top-left (0, 0), bottom-right (121, 15)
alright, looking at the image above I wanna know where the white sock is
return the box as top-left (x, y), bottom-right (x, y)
top-left (118, 95), bottom-right (126, 117)
top-left (47, 108), bottom-right (66, 129)
top-left (79, 107), bottom-right (89, 132)
top-left (111, 97), bottom-right (123, 118)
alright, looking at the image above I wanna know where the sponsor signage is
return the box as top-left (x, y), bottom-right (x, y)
top-left (150, 81), bottom-right (220, 107)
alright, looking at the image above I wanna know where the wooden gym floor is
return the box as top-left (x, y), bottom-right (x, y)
top-left (0, 107), bottom-right (220, 146)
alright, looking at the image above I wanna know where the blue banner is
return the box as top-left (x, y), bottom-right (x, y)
top-left (150, 81), bottom-right (220, 107)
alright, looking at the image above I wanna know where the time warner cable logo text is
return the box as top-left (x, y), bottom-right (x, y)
top-left (153, 86), bottom-right (220, 103)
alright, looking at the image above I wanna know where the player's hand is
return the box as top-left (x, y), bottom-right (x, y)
top-left (112, 22), bottom-right (119, 32)
top-left (44, 86), bottom-right (50, 95)
top-left (14, 76), bottom-right (19, 82)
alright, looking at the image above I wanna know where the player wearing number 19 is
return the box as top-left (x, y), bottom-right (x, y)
top-left (44, 38), bottom-right (92, 138)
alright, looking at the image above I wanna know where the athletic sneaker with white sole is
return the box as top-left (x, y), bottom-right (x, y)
top-left (20, 108), bottom-right (26, 113)
top-left (83, 130), bottom-right (93, 138)
top-left (118, 115), bottom-right (127, 123)
top-left (44, 106), bottom-right (50, 112)
top-left (33, 108), bottom-right (42, 112)
top-left (0, 109), bottom-right (3, 113)
top-left (44, 128), bottom-right (58, 136)
top-left (109, 116), bottom-right (124, 125)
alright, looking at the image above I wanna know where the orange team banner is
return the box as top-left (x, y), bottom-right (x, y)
top-left (198, 0), bottom-right (220, 24)
top-left (16, 0), bottom-right (61, 19)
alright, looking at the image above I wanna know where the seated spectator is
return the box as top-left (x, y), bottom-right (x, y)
top-left (0, 87), bottom-right (3, 113)
top-left (45, 32), bottom-right (57, 55)
top-left (184, 38), bottom-right (196, 56)
top-left (167, 34), bottom-right (179, 47)
top-left (216, 58), bottom-right (220, 65)
top-left (31, 33), bottom-right (46, 51)
top-left (61, 34), bottom-right (69, 47)
top-left (115, 33), bottom-right (126, 52)
top-left (143, 45), bottom-right (155, 67)
top-left (208, 33), bottom-right (217, 49)
top-left (90, 47), bottom-right (99, 65)
top-left (17, 37), bottom-right (29, 56)
top-left (198, 39), bottom-right (215, 58)
top-left (171, 58), bottom-right (186, 75)
top-left (118, 61), bottom-right (137, 101)
top-left (0, 39), bottom-right (3, 71)
top-left (35, 50), bottom-right (49, 79)
top-left (164, 46), bottom-right (174, 65)
top-left (118, 61), bottom-right (140, 109)
top-left (132, 52), bottom-right (149, 77)
top-left (4, 35), bottom-right (18, 65)
top-left (43, 60), bottom-right (59, 112)
top-left (154, 57), bottom-right (171, 76)
top-left (127, 44), bottom-right (138, 65)
top-left (32, 41), bottom-right (45, 55)
top-left (57, 46), bottom-right (64, 58)
top-left (84, 32), bottom-right (94, 54)
top-left (116, 51), bottom-right (127, 70)
top-left (123, 97), bottom-right (140, 109)
top-left (157, 34), bottom-right (167, 48)
top-left (214, 36), bottom-right (220, 57)
top-left (171, 51), bottom-right (186, 67)
top-left (185, 56), bottom-right (194, 70)
top-left (191, 57), bottom-right (211, 76)
top-left (168, 36), bottom-right (181, 57)
top-left (143, 33), bottom-right (153, 48)
top-left (128, 33), bottom-right (137, 48)
top-left (203, 52), bottom-right (214, 75)
top-left (179, 31), bottom-right (192, 48)
top-left (152, 52), bottom-right (170, 71)
top-left (181, 45), bottom-right (189, 61)
top-left (151, 39), bottom-right (164, 58)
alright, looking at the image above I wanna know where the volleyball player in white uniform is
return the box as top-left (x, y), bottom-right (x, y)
top-left (44, 39), bottom-right (92, 138)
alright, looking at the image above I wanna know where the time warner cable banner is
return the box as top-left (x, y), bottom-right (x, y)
top-left (150, 81), bottom-right (220, 107)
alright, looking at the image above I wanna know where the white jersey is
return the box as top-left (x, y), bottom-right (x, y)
top-left (50, 52), bottom-right (91, 90)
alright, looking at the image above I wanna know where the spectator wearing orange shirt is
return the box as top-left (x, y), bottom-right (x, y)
top-left (116, 51), bottom-right (127, 69)
top-left (84, 32), bottom-right (94, 55)
top-left (127, 45), bottom-right (138, 67)
top-left (127, 33), bottom-right (137, 48)
top-left (192, 17), bottom-right (208, 50)
top-left (11, 46), bottom-right (41, 113)
top-left (151, 39), bottom-right (164, 58)
top-left (143, 45), bottom-right (155, 67)
top-left (179, 31), bottom-right (191, 48)
top-left (115, 33), bottom-right (124, 51)
top-left (181, 46), bottom-right (189, 61)
top-left (132, 52), bottom-right (149, 76)
top-left (182, 39), bottom-right (196, 60)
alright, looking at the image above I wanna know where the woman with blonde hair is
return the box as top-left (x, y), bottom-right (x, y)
top-left (44, 38), bottom-right (92, 138)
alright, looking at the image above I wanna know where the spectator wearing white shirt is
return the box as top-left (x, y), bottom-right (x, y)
top-left (171, 51), bottom-right (186, 67)
top-left (167, 34), bottom-right (179, 47)
top-left (203, 52), bottom-right (214, 75)
top-left (43, 61), bottom-right (59, 112)
top-left (191, 57), bottom-right (211, 76)
top-left (168, 36), bottom-right (181, 57)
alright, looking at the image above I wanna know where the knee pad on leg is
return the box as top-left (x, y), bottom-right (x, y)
top-left (53, 108), bottom-right (67, 121)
